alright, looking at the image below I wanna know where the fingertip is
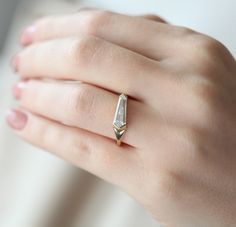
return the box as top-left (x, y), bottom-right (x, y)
top-left (20, 25), bottom-right (36, 46)
top-left (6, 109), bottom-right (28, 130)
top-left (12, 81), bottom-right (27, 100)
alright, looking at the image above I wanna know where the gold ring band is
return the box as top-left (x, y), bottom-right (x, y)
top-left (113, 94), bottom-right (127, 146)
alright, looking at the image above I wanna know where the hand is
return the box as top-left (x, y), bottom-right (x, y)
top-left (8, 10), bottom-right (236, 226)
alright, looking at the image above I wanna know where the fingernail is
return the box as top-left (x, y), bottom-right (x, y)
top-left (11, 54), bottom-right (20, 73)
top-left (6, 109), bottom-right (28, 130)
top-left (12, 81), bottom-right (27, 100)
top-left (20, 25), bottom-right (35, 46)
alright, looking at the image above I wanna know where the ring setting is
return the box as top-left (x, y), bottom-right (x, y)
top-left (113, 94), bottom-right (127, 146)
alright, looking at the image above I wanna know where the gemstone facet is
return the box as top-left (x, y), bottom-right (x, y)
top-left (113, 94), bottom-right (127, 141)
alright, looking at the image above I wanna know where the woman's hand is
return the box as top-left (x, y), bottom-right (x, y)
top-left (8, 10), bottom-right (236, 226)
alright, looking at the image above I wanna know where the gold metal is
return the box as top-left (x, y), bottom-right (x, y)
top-left (113, 94), bottom-right (127, 146)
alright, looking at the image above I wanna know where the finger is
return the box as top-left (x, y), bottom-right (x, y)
top-left (140, 14), bottom-right (168, 23)
top-left (6, 109), bottom-right (138, 188)
top-left (16, 36), bottom-right (160, 100)
top-left (78, 8), bottom-right (168, 23)
top-left (14, 80), bottom-right (156, 147)
top-left (77, 7), bottom-right (168, 23)
top-left (20, 10), bottom-right (180, 60)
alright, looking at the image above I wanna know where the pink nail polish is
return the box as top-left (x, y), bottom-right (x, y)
top-left (6, 109), bottom-right (28, 130)
top-left (20, 25), bottom-right (35, 46)
top-left (12, 81), bottom-right (27, 100)
top-left (11, 55), bottom-right (20, 73)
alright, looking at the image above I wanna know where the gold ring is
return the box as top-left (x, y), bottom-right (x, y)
top-left (113, 94), bottom-right (127, 146)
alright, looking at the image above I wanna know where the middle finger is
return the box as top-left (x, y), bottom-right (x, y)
top-left (15, 35), bottom-right (161, 100)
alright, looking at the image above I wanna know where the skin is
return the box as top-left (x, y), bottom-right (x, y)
top-left (7, 9), bottom-right (236, 227)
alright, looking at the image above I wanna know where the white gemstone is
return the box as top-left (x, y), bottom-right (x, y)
top-left (113, 94), bottom-right (127, 129)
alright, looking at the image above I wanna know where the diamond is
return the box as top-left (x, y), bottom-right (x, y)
top-left (113, 94), bottom-right (127, 130)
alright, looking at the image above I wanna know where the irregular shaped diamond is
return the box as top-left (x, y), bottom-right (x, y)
top-left (113, 94), bottom-right (127, 130)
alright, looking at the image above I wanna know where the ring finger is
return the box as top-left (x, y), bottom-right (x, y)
top-left (14, 80), bottom-right (157, 147)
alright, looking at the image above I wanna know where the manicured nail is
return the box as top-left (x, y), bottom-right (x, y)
top-left (6, 109), bottom-right (28, 130)
top-left (20, 25), bottom-right (35, 46)
top-left (11, 54), bottom-right (20, 73)
top-left (12, 81), bottom-right (27, 100)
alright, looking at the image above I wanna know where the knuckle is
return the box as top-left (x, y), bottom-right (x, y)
top-left (183, 34), bottom-right (228, 70)
top-left (198, 36), bottom-right (226, 56)
top-left (68, 36), bottom-right (103, 67)
top-left (177, 26), bottom-right (194, 37)
top-left (190, 35), bottom-right (227, 61)
top-left (68, 84), bottom-right (96, 125)
top-left (82, 10), bottom-right (112, 34)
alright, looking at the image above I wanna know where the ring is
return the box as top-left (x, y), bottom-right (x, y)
top-left (113, 94), bottom-right (128, 146)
